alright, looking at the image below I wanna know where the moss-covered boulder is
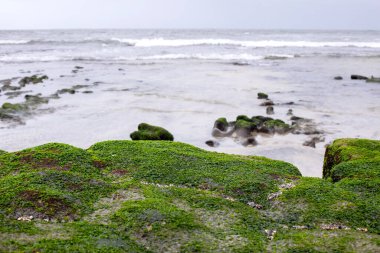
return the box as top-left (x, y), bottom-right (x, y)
top-left (213, 117), bottom-right (228, 131)
top-left (1, 102), bottom-right (25, 111)
top-left (130, 123), bottom-right (174, 141)
top-left (19, 75), bottom-right (48, 86)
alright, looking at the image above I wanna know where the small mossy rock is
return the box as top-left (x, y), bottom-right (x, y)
top-left (130, 123), bottom-right (174, 141)
top-left (351, 74), bottom-right (368, 80)
top-left (19, 75), bottom-right (48, 86)
top-left (234, 119), bottom-right (257, 137)
top-left (213, 117), bottom-right (228, 131)
top-left (57, 88), bottom-right (76, 95)
top-left (236, 115), bottom-right (252, 122)
top-left (1, 102), bottom-right (25, 111)
top-left (261, 119), bottom-right (290, 134)
top-left (258, 92), bottom-right (269, 99)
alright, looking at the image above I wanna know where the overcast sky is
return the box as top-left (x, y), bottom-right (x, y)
top-left (0, 0), bottom-right (379, 30)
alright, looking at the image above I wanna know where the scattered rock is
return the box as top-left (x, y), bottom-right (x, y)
top-left (268, 191), bottom-right (282, 200)
top-left (19, 75), bottom-right (48, 86)
top-left (75, 66), bottom-right (84, 69)
top-left (242, 137), bottom-right (258, 147)
top-left (260, 100), bottom-right (275, 106)
top-left (258, 92), bottom-right (269, 99)
top-left (303, 136), bottom-right (325, 148)
top-left (130, 123), bottom-right (174, 141)
top-left (82, 91), bottom-right (94, 94)
top-left (266, 106), bottom-right (274, 115)
top-left (17, 216), bottom-right (33, 222)
top-left (320, 224), bottom-right (350, 230)
top-left (205, 140), bottom-right (220, 147)
top-left (287, 109), bottom-right (293, 116)
top-left (214, 117), bottom-right (229, 132)
top-left (351, 75), bottom-right (368, 80)
top-left (279, 182), bottom-right (296, 189)
top-left (334, 76), bottom-right (343, 80)
top-left (57, 88), bottom-right (76, 95)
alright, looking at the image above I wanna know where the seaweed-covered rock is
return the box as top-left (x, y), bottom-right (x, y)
top-left (213, 117), bottom-right (228, 131)
top-left (1, 102), bottom-right (25, 111)
top-left (57, 88), bottom-right (76, 95)
top-left (19, 75), bottom-right (48, 86)
top-left (261, 119), bottom-right (290, 134)
top-left (130, 123), bottom-right (174, 141)
top-left (257, 92), bottom-right (269, 99)
top-left (235, 119), bottom-right (258, 137)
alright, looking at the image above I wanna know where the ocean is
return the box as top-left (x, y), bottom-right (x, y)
top-left (1, 29), bottom-right (380, 176)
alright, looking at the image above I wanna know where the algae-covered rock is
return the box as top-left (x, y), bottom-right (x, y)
top-left (1, 102), bottom-right (25, 111)
top-left (130, 123), bottom-right (174, 141)
top-left (213, 117), bottom-right (228, 131)
top-left (19, 75), bottom-right (48, 86)
top-left (258, 92), bottom-right (269, 99)
top-left (366, 76), bottom-right (380, 83)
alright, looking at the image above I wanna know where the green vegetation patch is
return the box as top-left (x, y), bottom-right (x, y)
top-left (130, 123), bottom-right (174, 141)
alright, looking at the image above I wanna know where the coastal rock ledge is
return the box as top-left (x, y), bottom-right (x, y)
top-left (0, 138), bottom-right (378, 252)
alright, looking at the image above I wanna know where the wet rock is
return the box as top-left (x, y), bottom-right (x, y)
top-left (287, 109), bottom-right (293, 116)
top-left (334, 76), bottom-right (343, 80)
top-left (19, 75), bottom-right (48, 86)
top-left (205, 140), bottom-right (220, 147)
top-left (235, 119), bottom-right (257, 137)
top-left (232, 62), bottom-right (249, 66)
top-left (1, 102), bottom-right (25, 111)
top-left (257, 92), bottom-right (269, 99)
top-left (25, 94), bottom-right (49, 105)
top-left (242, 137), bottom-right (258, 147)
top-left (291, 116), bottom-right (323, 135)
top-left (260, 119), bottom-right (291, 135)
top-left (82, 91), bottom-right (93, 94)
top-left (57, 88), bottom-right (76, 95)
top-left (212, 128), bottom-right (233, 138)
top-left (351, 74), bottom-right (368, 80)
top-left (266, 106), bottom-right (274, 115)
top-left (4, 91), bottom-right (31, 98)
top-left (72, 84), bottom-right (90, 90)
top-left (303, 136), bottom-right (325, 148)
top-left (260, 100), bottom-right (275, 106)
top-left (75, 66), bottom-right (84, 69)
top-left (213, 117), bottom-right (229, 132)
top-left (130, 123), bottom-right (174, 141)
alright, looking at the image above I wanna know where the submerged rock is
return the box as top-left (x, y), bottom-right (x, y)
top-left (260, 100), bottom-right (275, 106)
top-left (303, 136), bottom-right (325, 148)
top-left (334, 76), bottom-right (343, 80)
top-left (366, 76), bottom-right (380, 83)
top-left (130, 123), bottom-right (174, 141)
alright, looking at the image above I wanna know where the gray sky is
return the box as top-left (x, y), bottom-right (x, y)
top-left (0, 0), bottom-right (379, 30)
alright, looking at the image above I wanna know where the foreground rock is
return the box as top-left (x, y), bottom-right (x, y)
top-left (130, 123), bottom-right (174, 141)
top-left (0, 139), bottom-right (378, 252)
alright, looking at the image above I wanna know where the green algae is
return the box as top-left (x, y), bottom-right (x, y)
top-left (0, 139), bottom-right (378, 252)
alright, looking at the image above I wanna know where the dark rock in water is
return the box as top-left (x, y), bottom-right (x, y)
top-left (72, 84), bottom-right (90, 90)
top-left (214, 117), bottom-right (229, 132)
top-left (212, 128), bottom-right (233, 138)
top-left (257, 92), bottom-right (269, 99)
top-left (19, 75), bottom-right (48, 86)
top-left (287, 109), bottom-right (293, 116)
top-left (334, 76), bottom-right (343, 80)
top-left (242, 137), bottom-right (258, 147)
top-left (351, 75), bottom-right (368, 80)
top-left (291, 116), bottom-right (323, 135)
top-left (366, 76), bottom-right (380, 83)
top-left (266, 106), bottom-right (274, 115)
top-left (118, 68), bottom-right (125, 71)
top-left (2, 85), bottom-right (21, 91)
top-left (72, 70), bottom-right (79, 74)
top-left (205, 140), bottom-right (220, 147)
top-left (232, 62), bottom-right (249, 66)
top-left (85, 79), bottom-right (90, 82)
top-left (82, 91), bottom-right (93, 94)
top-left (4, 91), bottom-right (30, 99)
top-left (75, 66), bottom-right (84, 70)
top-left (260, 100), bottom-right (274, 106)
top-left (57, 89), bottom-right (76, 95)
top-left (303, 136), bottom-right (325, 148)
top-left (282, 102), bottom-right (295, 105)
top-left (130, 123), bottom-right (174, 141)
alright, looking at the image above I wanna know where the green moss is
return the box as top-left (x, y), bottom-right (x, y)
top-left (130, 123), bottom-right (174, 141)
top-left (1, 103), bottom-right (25, 111)
top-left (236, 115), bottom-right (252, 122)
top-left (19, 75), bottom-right (48, 86)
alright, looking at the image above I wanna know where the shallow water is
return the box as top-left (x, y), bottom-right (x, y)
top-left (1, 30), bottom-right (380, 177)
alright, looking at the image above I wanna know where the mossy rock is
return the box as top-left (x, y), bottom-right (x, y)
top-left (262, 119), bottom-right (291, 134)
top-left (257, 92), bottom-right (269, 99)
top-left (213, 117), bottom-right (228, 131)
top-left (19, 75), bottom-right (48, 86)
top-left (236, 115), bottom-right (252, 122)
top-left (130, 123), bottom-right (174, 141)
top-left (323, 138), bottom-right (380, 179)
top-left (234, 119), bottom-right (258, 137)
top-left (1, 102), bottom-right (25, 111)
